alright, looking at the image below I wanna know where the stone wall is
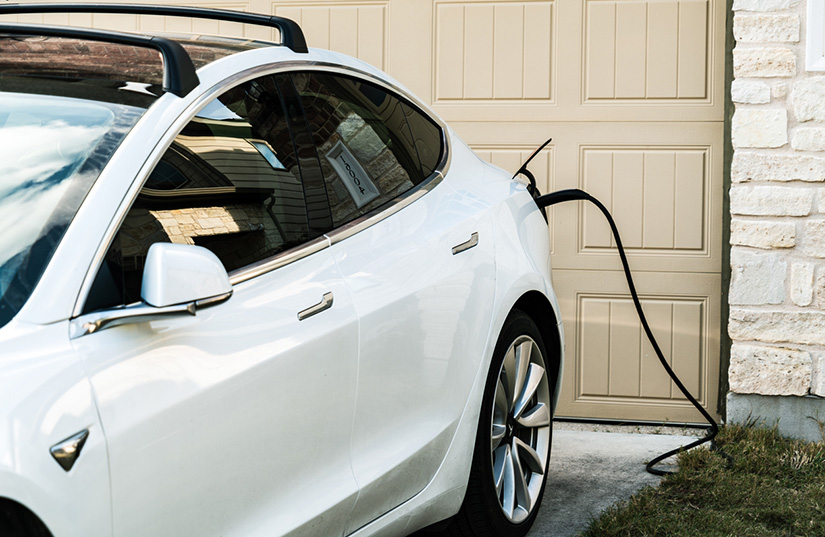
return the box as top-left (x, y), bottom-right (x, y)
top-left (729, 0), bottom-right (825, 439)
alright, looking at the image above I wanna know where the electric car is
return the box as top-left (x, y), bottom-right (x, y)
top-left (0, 5), bottom-right (563, 537)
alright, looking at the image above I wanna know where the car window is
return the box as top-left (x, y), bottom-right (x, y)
top-left (84, 75), bottom-right (316, 312)
top-left (401, 102), bottom-right (443, 178)
top-left (289, 72), bottom-right (441, 228)
top-left (0, 92), bottom-right (145, 330)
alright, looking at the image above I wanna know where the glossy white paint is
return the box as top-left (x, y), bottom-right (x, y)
top-left (71, 248), bottom-right (359, 537)
top-left (141, 243), bottom-right (232, 307)
top-left (0, 37), bottom-right (563, 537)
top-left (0, 320), bottom-right (111, 535)
top-left (332, 167), bottom-right (497, 533)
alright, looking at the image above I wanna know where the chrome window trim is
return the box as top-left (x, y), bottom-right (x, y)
top-left (73, 59), bottom-right (450, 317)
top-left (324, 171), bottom-right (444, 245)
top-left (229, 235), bottom-right (330, 285)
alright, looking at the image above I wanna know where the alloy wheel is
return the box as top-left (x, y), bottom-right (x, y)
top-left (489, 335), bottom-right (552, 523)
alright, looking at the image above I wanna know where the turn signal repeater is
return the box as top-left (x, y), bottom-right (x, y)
top-left (50, 429), bottom-right (89, 472)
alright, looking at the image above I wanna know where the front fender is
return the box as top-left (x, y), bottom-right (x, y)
top-left (0, 320), bottom-right (111, 537)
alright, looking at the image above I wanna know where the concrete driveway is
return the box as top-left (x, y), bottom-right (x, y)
top-left (528, 423), bottom-right (701, 537)
top-left (410, 422), bottom-right (701, 537)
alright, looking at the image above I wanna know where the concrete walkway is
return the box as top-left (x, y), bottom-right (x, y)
top-left (527, 423), bottom-right (700, 537)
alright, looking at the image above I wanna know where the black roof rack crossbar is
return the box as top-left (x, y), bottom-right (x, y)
top-left (0, 3), bottom-right (308, 53)
top-left (0, 23), bottom-right (199, 97)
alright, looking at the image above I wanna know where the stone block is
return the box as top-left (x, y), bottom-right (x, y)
top-left (729, 344), bottom-right (812, 396)
top-left (727, 393), bottom-right (825, 443)
top-left (802, 220), bottom-right (825, 258)
top-left (734, 13), bottom-right (799, 43)
top-left (733, 47), bottom-right (796, 78)
top-left (815, 270), bottom-right (825, 307)
top-left (196, 217), bottom-right (224, 229)
top-left (730, 219), bottom-right (795, 249)
top-left (791, 261), bottom-right (815, 306)
top-left (792, 128), bottom-right (825, 151)
top-left (349, 126), bottom-right (385, 160)
top-left (729, 308), bottom-right (825, 346)
top-left (733, 0), bottom-right (800, 10)
top-left (792, 77), bottom-right (825, 122)
top-left (773, 82), bottom-right (789, 100)
top-left (731, 79), bottom-right (771, 104)
top-left (730, 185), bottom-right (812, 216)
top-left (729, 249), bottom-right (786, 305)
top-left (812, 352), bottom-right (825, 397)
top-left (732, 109), bottom-right (787, 148)
top-left (731, 152), bottom-right (825, 182)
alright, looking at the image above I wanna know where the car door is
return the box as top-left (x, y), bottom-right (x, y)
top-left (71, 75), bottom-right (359, 537)
top-left (289, 71), bottom-right (497, 533)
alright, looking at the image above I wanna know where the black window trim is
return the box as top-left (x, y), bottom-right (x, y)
top-left (72, 61), bottom-right (450, 318)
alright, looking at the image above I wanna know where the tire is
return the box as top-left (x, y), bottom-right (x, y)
top-left (438, 310), bottom-right (554, 537)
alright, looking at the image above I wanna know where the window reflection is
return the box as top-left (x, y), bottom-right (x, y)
top-left (94, 78), bottom-right (312, 308)
top-left (0, 93), bottom-right (143, 328)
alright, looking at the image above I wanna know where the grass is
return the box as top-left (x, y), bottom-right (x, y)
top-left (581, 424), bottom-right (825, 537)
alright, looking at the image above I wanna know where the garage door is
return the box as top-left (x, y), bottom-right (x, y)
top-left (4, 0), bottom-right (724, 423)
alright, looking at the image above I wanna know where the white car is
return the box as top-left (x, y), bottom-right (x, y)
top-left (0, 5), bottom-right (563, 537)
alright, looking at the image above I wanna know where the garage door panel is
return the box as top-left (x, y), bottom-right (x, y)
top-left (610, 151), bottom-right (645, 249)
top-left (274, 2), bottom-right (388, 69)
top-left (647, 2), bottom-right (679, 98)
top-left (614, 2), bottom-right (647, 99)
top-left (584, 0), bottom-right (710, 103)
top-left (434, 0), bottom-right (554, 103)
top-left (678, 0), bottom-right (710, 99)
top-left (573, 144), bottom-right (716, 271)
top-left (585, 1), bottom-right (615, 100)
top-left (493, 3), bottom-right (525, 99)
top-left (555, 269), bottom-right (720, 422)
top-left (463, 4), bottom-right (495, 99)
top-left (432, 0), bottom-right (556, 121)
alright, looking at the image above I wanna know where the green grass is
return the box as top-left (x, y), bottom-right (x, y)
top-left (581, 425), bottom-right (825, 537)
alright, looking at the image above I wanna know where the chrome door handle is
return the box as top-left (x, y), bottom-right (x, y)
top-left (297, 292), bottom-right (334, 321)
top-left (452, 232), bottom-right (479, 255)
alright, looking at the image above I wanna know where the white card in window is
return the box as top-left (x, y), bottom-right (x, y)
top-left (325, 141), bottom-right (380, 209)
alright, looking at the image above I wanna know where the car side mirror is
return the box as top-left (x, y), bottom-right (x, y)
top-left (71, 243), bottom-right (233, 338)
top-left (142, 243), bottom-right (232, 307)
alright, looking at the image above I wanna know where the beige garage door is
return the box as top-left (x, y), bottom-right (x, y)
top-left (4, 0), bottom-right (724, 423)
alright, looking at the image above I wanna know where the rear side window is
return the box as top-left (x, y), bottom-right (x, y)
top-left (291, 72), bottom-right (443, 228)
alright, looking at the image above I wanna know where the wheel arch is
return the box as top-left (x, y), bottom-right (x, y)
top-left (512, 291), bottom-right (563, 413)
top-left (0, 497), bottom-right (53, 537)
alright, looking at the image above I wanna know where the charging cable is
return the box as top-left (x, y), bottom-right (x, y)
top-left (513, 141), bottom-right (724, 475)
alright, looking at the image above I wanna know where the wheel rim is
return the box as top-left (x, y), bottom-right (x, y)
top-left (490, 335), bottom-right (551, 523)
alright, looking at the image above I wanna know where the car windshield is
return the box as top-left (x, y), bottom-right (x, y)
top-left (0, 93), bottom-right (145, 330)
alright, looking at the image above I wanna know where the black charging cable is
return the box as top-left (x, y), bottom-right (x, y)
top-left (533, 188), bottom-right (724, 476)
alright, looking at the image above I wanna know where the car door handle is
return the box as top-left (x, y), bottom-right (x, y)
top-left (452, 232), bottom-right (479, 255)
top-left (297, 292), bottom-right (334, 321)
